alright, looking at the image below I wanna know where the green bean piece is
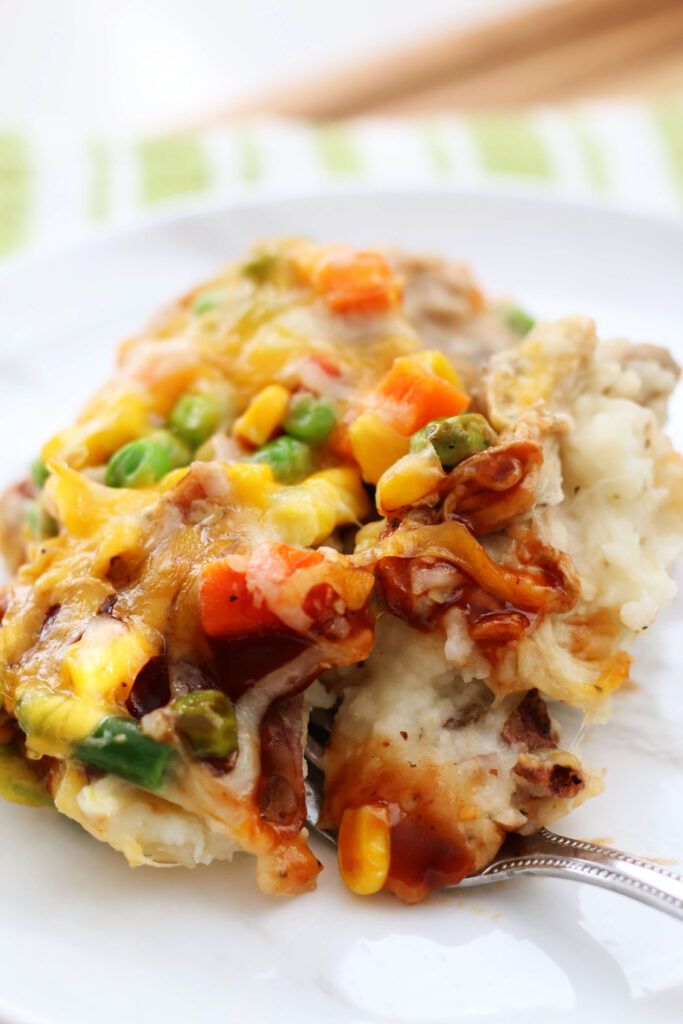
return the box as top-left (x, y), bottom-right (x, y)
top-left (74, 717), bottom-right (174, 790)
top-left (250, 436), bottom-right (314, 484)
top-left (193, 291), bottom-right (222, 315)
top-left (283, 393), bottom-right (337, 445)
top-left (505, 305), bottom-right (536, 336)
top-left (105, 438), bottom-right (172, 489)
top-left (171, 690), bottom-right (238, 759)
top-left (147, 430), bottom-right (192, 470)
top-left (410, 413), bottom-right (498, 468)
top-left (30, 458), bottom-right (49, 489)
top-left (169, 394), bottom-right (221, 449)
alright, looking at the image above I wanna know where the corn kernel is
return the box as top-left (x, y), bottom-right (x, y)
top-left (265, 487), bottom-right (328, 548)
top-left (225, 462), bottom-right (278, 509)
top-left (338, 803), bottom-right (391, 896)
top-left (411, 349), bottom-right (463, 388)
top-left (307, 467), bottom-right (371, 523)
top-left (46, 464), bottom-right (155, 538)
top-left (264, 467), bottom-right (368, 547)
top-left (16, 692), bottom-right (107, 758)
top-left (63, 616), bottom-right (157, 703)
top-left (158, 467), bottom-right (191, 492)
top-left (375, 446), bottom-right (445, 514)
top-left (349, 412), bottom-right (410, 484)
top-left (232, 384), bottom-right (290, 447)
top-left (42, 390), bottom-right (150, 469)
top-left (354, 519), bottom-right (385, 553)
top-left (457, 804), bottom-right (480, 822)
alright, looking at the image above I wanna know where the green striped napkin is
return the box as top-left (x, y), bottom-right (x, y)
top-left (1, 100), bottom-right (682, 262)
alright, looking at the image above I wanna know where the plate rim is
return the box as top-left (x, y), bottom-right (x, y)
top-left (1, 183), bottom-right (682, 1024)
top-left (1, 182), bottom-right (682, 283)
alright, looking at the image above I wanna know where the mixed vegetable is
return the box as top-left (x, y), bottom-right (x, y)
top-left (4, 240), bottom-right (517, 899)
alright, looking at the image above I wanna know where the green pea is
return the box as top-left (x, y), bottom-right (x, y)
top-left (250, 436), bottom-right (314, 484)
top-left (169, 394), bottom-right (221, 449)
top-left (193, 290), bottom-right (222, 315)
top-left (105, 438), bottom-right (172, 489)
top-left (171, 690), bottom-right (238, 759)
top-left (410, 413), bottom-right (498, 468)
top-left (283, 393), bottom-right (337, 445)
top-left (505, 305), bottom-right (535, 336)
top-left (30, 458), bottom-right (49, 489)
top-left (242, 252), bottom-right (279, 283)
top-left (0, 742), bottom-right (52, 808)
top-left (26, 501), bottom-right (58, 540)
top-left (74, 717), bottom-right (175, 790)
top-left (147, 430), bottom-right (192, 469)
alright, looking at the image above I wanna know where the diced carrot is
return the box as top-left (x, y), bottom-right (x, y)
top-left (310, 353), bottom-right (342, 377)
top-left (371, 357), bottom-right (470, 436)
top-left (325, 421), bottom-right (355, 462)
top-left (468, 283), bottom-right (486, 312)
top-left (200, 560), bottom-right (280, 638)
top-left (199, 545), bottom-right (325, 638)
top-left (265, 543), bottom-right (324, 576)
top-left (315, 250), bottom-right (401, 316)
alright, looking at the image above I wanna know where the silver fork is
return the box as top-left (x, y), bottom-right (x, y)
top-left (305, 712), bottom-right (683, 920)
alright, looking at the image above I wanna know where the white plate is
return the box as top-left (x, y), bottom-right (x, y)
top-left (0, 190), bottom-right (682, 1024)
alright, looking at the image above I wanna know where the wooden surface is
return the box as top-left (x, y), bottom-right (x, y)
top-left (218, 0), bottom-right (683, 118)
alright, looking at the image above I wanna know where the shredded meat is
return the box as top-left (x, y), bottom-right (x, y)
top-left (210, 631), bottom-right (312, 702)
top-left (38, 604), bottom-right (62, 640)
top-left (501, 689), bottom-right (558, 750)
top-left (513, 756), bottom-right (584, 798)
top-left (374, 544), bottom-right (563, 648)
top-left (387, 249), bottom-right (514, 391)
top-left (126, 656), bottom-right (171, 718)
top-left (444, 695), bottom-right (492, 730)
top-left (258, 693), bottom-right (307, 833)
top-left (98, 594), bottom-right (117, 616)
top-left (440, 440), bottom-right (543, 534)
top-left (169, 470), bottom-right (210, 518)
top-left (375, 556), bottom-right (464, 629)
top-left (624, 343), bottom-right (680, 378)
top-left (547, 763), bottom-right (585, 797)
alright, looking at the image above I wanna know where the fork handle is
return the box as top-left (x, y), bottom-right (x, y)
top-left (468, 828), bottom-right (683, 921)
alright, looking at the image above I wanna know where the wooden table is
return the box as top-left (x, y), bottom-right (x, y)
top-left (218, 0), bottom-right (683, 118)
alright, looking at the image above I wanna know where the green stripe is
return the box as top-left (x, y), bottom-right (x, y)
top-left (136, 136), bottom-right (211, 204)
top-left (469, 114), bottom-right (552, 178)
top-left (0, 132), bottom-right (31, 257)
top-left (569, 114), bottom-right (608, 192)
top-left (234, 126), bottom-right (262, 184)
top-left (652, 102), bottom-right (683, 202)
top-left (88, 140), bottom-right (110, 221)
top-left (313, 123), bottom-right (364, 178)
top-left (418, 120), bottom-right (453, 176)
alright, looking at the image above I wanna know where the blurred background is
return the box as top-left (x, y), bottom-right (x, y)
top-left (0, 0), bottom-right (520, 131)
top-left (0, 0), bottom-right (681, 259)
top-left (1, 0), bottom-right (682, 129)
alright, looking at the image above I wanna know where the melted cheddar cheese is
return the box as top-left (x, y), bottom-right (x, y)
top-left (0, 239), bottom-right (681, 903)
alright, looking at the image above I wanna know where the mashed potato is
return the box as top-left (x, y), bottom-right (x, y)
top-left (482, 317), bottom-right (683, 711)
top-left (53, 762), bottom-right (239, 867)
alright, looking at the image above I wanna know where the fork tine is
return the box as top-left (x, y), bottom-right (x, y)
top-left (305, 706), bottom-right (337, 843)
top-left (304, 764), bottom-right (337, 845)
top-left (303, 708), bottom-right (683, 916)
